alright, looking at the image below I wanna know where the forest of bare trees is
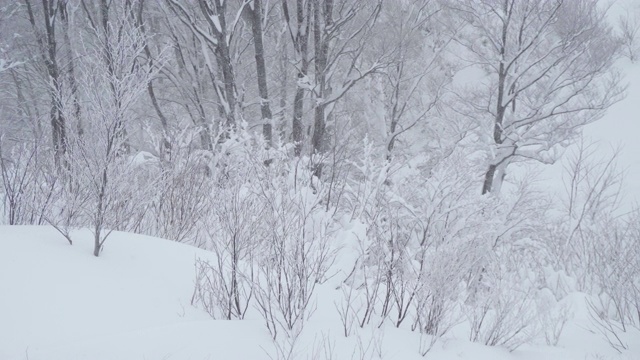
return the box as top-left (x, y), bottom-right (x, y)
top-left (0, 0), bottom-right (625, 187)
top-left (1, 0), bottom-right (639, 356)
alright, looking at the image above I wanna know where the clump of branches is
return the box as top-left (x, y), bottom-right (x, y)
top-left (253, 152), bottom-right (336, 341)
top-left (0, 136), bottom-right (56, 227)
top-left (142, 128), bottom-right (213, 247)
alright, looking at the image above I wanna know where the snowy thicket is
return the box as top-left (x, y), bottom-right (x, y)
top-left (1, 0), bottom-right (638, 358)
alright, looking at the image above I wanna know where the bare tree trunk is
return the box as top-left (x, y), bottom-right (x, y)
top-left (249, 0), bottom-right (273, 144)
top-left (311, 0), bottom-right (332, 158)
top-left (60, 0), bottom-right (82, 137)
top-left (25, 0), bottom-right (68, 169)
top-left (167, 0), bottom-right (238, 131)
top-left (216, 40), bottom-right (237, 130)
top-left (292, 85), bottom-right (306, 155)
top-left (310, 0), bottom-right (333, 177)
top-left (481, 2), bottom-right (509, 195)
top-left (282, 0), bottom-right (311, 156)
top-left (277, 29), bottom-right (289, 139)
top-left (197, 0), bottom-right (237, 129)
top-left (93, 167), bottom-right (108, 257)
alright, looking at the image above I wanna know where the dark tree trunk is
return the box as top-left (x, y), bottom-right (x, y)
top-left (482, 8), bottom-right (509, 195)
top-left (25, 0), bottom-right (68, 169)
top-left (283, 0), bottom-right (312, 156)
top-left (60, 0), bottom-right (83, 137)
top-left (249, 0), bottom-right (273, 144)
top-left (197, 0), bottom-right (237, 130)
top-left (311, 0), bottom-right (333, 177)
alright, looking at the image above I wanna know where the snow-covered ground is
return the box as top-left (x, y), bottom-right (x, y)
top-left (1, 226), bottom-right (639, 360)
top-left (0, 226), bottom-right (269, 360)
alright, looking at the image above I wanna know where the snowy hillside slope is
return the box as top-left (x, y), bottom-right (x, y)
top-left (1, 226), bottom-right (639, 360)
top-left (0, 226), bottom-right (269, 360)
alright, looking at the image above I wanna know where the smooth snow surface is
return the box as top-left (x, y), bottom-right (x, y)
top-left (0, 226), bottom-right (269, 360)
top-left (1, 226), bottom-right (639, 360)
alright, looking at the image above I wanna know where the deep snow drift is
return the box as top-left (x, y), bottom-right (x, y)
top-left (1, 226), bottom-right (639, 360)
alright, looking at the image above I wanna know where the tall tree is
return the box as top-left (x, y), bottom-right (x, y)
top-left (81, 0), bottom-right (135, 152)
top-left (167, 0), bottom-right (243, 131)
top-left (25, 0), bottom-right (67, 168)
top-left (450, 0), bottom-right (624, 194)
top-left (376, 0), bottom-right (456, 161)
top-left (247, 0), bottom-right (274, 144)
top-left (281, 0), bottom-right (312, 156)
top-left (73, 2), bottom-right (155, 256)
top-left (160, 5), bottom-right (217, 151)
top-left (309, 0), bottom-right (384, 175)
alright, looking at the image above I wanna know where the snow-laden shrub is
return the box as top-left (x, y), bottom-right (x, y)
top-left (252, 152), bottom-right (335, 340)
top-left (0, 137), bottom-right (56, 226)
top-left (544, 142), bottom-right (640, 350)
top-left (190, 131), bottom-right (336, 340)
top-left (191, 130), bottom-right (265, 320)
top-left (581, 212), bottom-right (640, 352)
top-left (462, 175), bottom-right (556, 351)
top-left (339, 143), bottom-right (538, 353)
top-left (338, 159), bottom-right (561, 353)
top-left (465, 252), bottom-right (542, 351)
top-left (141, 127), bottom-right (213, 247)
